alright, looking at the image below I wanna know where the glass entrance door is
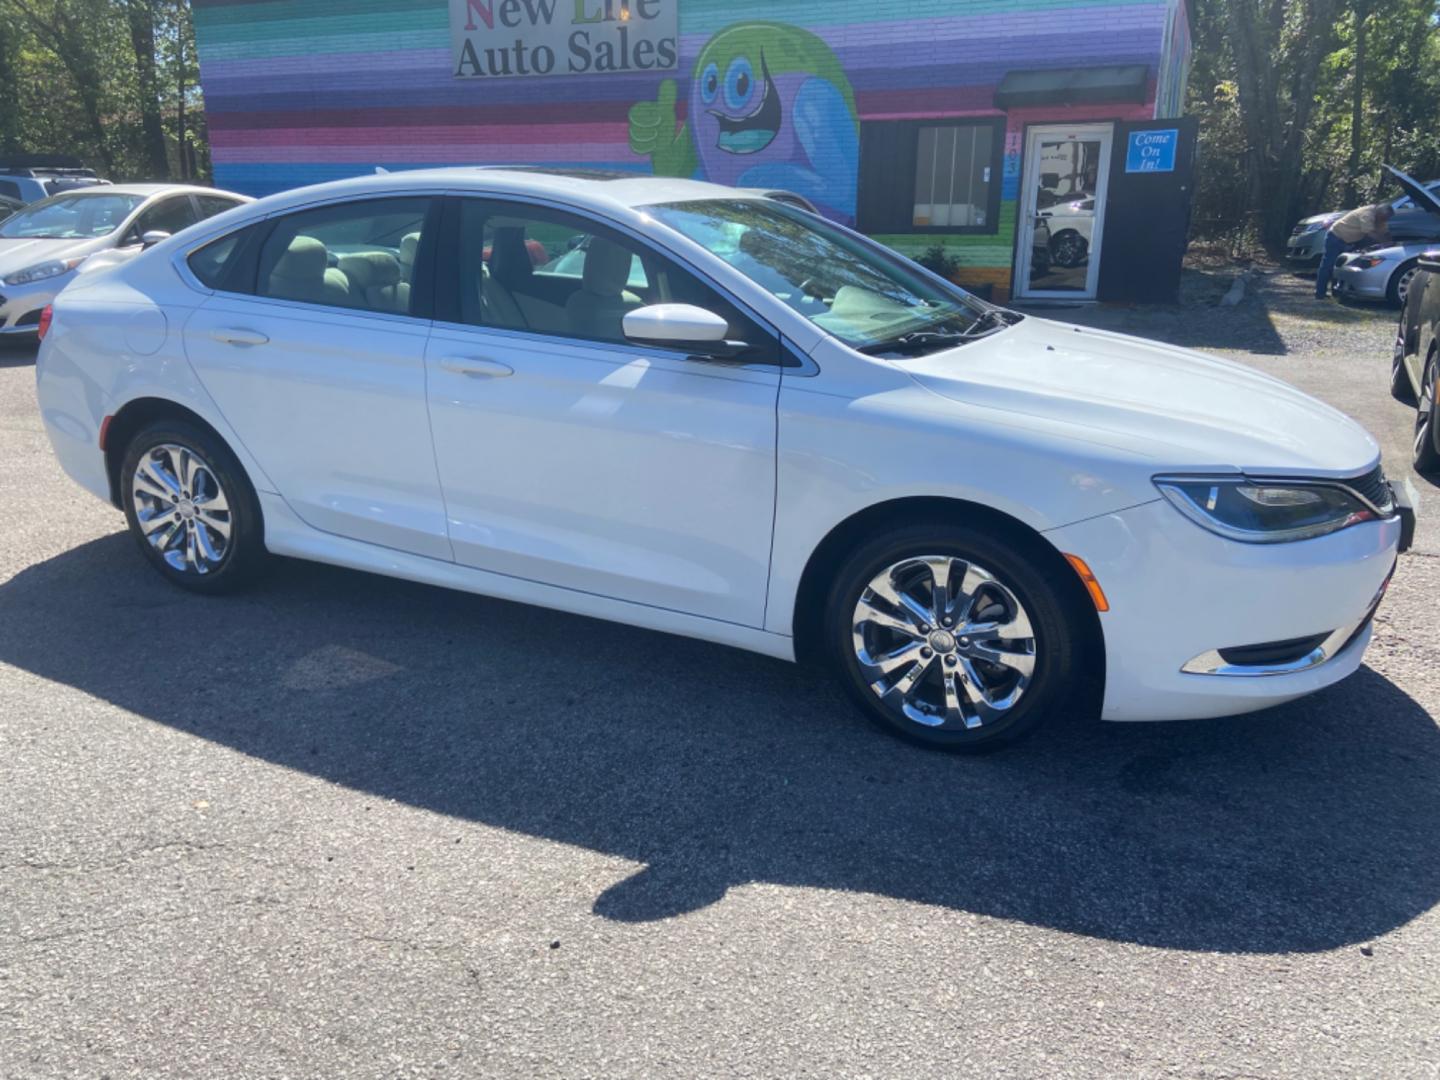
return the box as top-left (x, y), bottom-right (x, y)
top-left (1014, 124), bottom-right (1113, 300)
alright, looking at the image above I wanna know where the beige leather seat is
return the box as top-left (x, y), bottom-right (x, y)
top-left (268, 236), bottom-right (350, 306)
top-left (398, 232), bottom-right (420, 278)
top-left (337, 251), bottom-right (409, 313)
top-left (564, 238), bottom-right (641, 341)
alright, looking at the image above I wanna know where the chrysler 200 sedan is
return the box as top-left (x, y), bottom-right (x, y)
top-left (35, 169), bottom-right (1412, 750)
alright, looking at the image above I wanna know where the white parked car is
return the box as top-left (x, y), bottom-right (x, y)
top-left (0, 184), bottom-right (249, 340)
top-left (35, 169), bottom-right (1412, 750)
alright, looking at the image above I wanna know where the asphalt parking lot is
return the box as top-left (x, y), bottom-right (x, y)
top-left (3, 272), bottom-right (1439, 1078)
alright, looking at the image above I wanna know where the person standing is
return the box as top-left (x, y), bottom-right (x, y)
top-left (1316, 202), bottom-right (1395, 299)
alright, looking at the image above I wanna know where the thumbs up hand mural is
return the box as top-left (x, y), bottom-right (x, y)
top-left (628, 78), bottom-right (698, 178)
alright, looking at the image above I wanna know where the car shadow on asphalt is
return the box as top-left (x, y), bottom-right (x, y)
top-left (0, 342), bottom-right (38, 367)
top-left (3, 532), bottom-right (1437, 954)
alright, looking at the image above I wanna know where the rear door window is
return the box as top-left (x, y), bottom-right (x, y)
top-left (255, 197), bottom-right (432, 317)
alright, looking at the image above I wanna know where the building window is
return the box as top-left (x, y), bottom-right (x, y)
top-left (857, 118), bottom-right (1004, 235)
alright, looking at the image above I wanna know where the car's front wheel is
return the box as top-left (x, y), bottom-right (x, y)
top-left (119, 420), bottom-right (267, 593)
top-left (1414, 348), bottom-right (1440, 475)
top-left (1388, 259), bottom-right (1422, 308)
top-left (824, 523), bottom-right (1084, 751)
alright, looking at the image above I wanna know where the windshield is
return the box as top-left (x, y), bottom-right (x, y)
top-left (646, 199), bottom-right (1017, 356)
top-left (0, 192), bottom-right (143, 240)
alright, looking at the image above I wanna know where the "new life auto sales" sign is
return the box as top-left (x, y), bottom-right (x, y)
top-left (449, 0), bottom-right (678, 78)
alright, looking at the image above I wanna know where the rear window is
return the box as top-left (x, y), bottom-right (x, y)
top-left (188, 230), bottom-right (246, 289)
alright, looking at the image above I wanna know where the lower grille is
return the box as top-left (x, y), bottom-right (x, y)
top-left (1217, 633), bottom-right (1330, 667)
top-left (14, 309), bottom-right (41, 327)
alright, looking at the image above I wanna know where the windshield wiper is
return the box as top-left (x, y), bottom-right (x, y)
top-left (859, 314), bottom-right (1018, 356)
top-left (858, 330), bottom-right (977, 355)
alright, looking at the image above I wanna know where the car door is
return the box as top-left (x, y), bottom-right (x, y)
top-left (423, 196), bottom-right (781, 626)
top-left (182, 194), bottom-right (453, 561)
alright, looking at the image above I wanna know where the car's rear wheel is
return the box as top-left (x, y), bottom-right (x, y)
top-left (824, 523), bottom-right (1083, 752)
top-left (1413, 348), bottom-right (1440, 475)
top-left (119, 420), bottom-right (267, 593)
top-left (1392, 323), bottom-right (1418, 404)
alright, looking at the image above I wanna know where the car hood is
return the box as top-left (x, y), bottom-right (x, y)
top-left (900, 317), bottom-right (1379, 477)
top-left (1297, 211), bottom-right (1343, 228)
top-left (0, 235), bottom-right (107, 272)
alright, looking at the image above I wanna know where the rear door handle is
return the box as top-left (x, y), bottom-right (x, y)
top-left (439, 356), bottom-right (513, 378)
top-left (211, 327), bottom-right (269, 347)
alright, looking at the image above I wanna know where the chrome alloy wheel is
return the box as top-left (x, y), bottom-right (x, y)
top-left (131, 443), bottom-right (232, 574)
top-left (851, 555), bottom-right (1037, 730)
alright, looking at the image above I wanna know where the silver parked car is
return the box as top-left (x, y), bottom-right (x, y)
top-left (0, 156), bottom-right (110, 205)
top-left (0, 184), bottom-right (250, 340)
top-left (1331, 168), bottom-right (1440, 307)
top-left (1288, 177), bottom-right (1440, 270)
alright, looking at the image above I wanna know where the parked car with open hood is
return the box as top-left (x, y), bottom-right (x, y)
top-left (34, 169), bottom-right (1412, 751)
top-left (1330, 166), bottom-right (1440, 306)
top-left (1288, 172), bottom-right (1440, 271)
top-left (0, 184), bottom-right (249, 340)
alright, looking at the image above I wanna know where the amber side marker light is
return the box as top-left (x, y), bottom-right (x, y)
top-left (1064, 553), bottom-right (1110, 612)
top-left (36, 305), bottom-right (53, 342)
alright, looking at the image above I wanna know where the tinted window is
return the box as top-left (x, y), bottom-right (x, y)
top-left (132, 196), bottom-right (199, 240)
top-left (0, 179), bottom-right (20, 201)
top-left (196, 195), bottom-right (242, 220)
top-left (454, 199), bottom-right (763, 350)
top-left (188, 231), bottom-right (245, 290)
top-left (256, 197), bottom-right (430, 315)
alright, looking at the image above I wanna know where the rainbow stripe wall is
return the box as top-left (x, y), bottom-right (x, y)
top-left (194, 0), bottom-right (1190, 299)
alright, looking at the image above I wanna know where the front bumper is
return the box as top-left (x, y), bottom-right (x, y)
top-left (1287, 230), bottom-right (1325, 267)
top-left (0, 272), bottom-right (72, 336)
top-left (1331, 257), bottom-right (1394, 301)
top-left (1047, 496), bottom-right (1403, 721)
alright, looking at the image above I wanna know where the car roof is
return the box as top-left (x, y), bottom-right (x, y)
top-left (46, 183), bottom-right (242, 199)
top-left (257, 167), bottom-right (766, 216)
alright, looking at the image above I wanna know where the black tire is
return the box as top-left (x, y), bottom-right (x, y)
top-left (1387, 259), bottom-right (1421, 308)
top-left (1414, 348), bottom-right (1440, 475)
top-left (1392, 323), bottom-right (1418, 404)
top-left (1049, 230), bottom-right (1089, 269)
top-left (823, 521), bottom-right (1085, 752)
top-left (119, 419), bottom-right (267, 593)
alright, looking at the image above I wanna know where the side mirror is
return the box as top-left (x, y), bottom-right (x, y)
top-left (623, 303), bottom-right (747, 358)
top-left (140, 230), bottom-right (171, 250)
top-left (1420, 252), bottom-right (1440, 274)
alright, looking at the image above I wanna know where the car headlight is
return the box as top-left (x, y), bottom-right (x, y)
top-left (1155, 477), bottom-right (1382, 543)
top-left (1346, 255), bottom-right (1385, 269)
top-left (2, 257), bottom-right (84, 287)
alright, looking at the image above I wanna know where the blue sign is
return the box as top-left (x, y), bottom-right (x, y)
top-left (1126, 129), bottom-right (1178, 173)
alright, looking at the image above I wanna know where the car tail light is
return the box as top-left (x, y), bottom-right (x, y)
top-left (36, 305), bottom-right (53, 341)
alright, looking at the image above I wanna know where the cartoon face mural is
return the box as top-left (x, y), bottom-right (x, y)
top-left (628, 23), bottom-right (860, 223)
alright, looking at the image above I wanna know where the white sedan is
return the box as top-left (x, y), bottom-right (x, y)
top-left (0, 184), bottom-right (249, 339)
top-left (35, 169), bottom-right (1411, 750)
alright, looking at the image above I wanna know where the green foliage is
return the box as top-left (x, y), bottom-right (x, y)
top-left (0, 0), bottom-right (207, 181)
top-left (915, 245), bottom-right (962, 280)
top-left (1189, 0), bottom-right (1440, 250)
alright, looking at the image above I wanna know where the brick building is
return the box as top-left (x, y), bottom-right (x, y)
top-left (193, 0), bottom-right (1194, 302)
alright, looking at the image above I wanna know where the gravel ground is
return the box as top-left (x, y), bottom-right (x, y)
top-left (2, 275), bottom-right (1438, 1079)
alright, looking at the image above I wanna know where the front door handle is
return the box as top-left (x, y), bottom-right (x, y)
top-left (211, 327), bottom-right (269, 347)
top-left (439, 356), bottom-right (513, 378)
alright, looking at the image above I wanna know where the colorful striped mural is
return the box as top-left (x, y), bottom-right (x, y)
top-left (194, 0), bottom-right (1189, 299)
